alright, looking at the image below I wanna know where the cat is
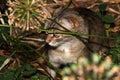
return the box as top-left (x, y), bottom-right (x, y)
top-left (44, 7), bottom-right (107, 78)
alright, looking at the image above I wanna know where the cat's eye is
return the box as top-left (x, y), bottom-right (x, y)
top-left (53, 34), bottom-right (60, 38)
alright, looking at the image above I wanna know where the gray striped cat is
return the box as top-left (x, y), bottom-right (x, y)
top-left (45, 7), bottom-right (106, 78)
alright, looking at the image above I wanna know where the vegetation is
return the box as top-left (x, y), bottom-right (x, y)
top-left (0, 0), bottom-right (120, 80)
top-left (61, 54), bottom-right (120, 80)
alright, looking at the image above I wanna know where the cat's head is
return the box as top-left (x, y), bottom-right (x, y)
top-left (46, 33), bottom-right (74, 47)
top-left (45, 9), bottom-right (88, 47)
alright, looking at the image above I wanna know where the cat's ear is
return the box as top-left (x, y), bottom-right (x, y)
top-left (60, 18), bottom-right (73, 30)
top-left (60, 16), bottom-right (80, 32)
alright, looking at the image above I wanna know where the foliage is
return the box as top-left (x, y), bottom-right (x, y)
top-left (98, 3), bottom-right (115, 24)
top-left (0, 62), bottom-right (49, 80)
top-left (61, 54), bottom-right (120, 80)
top-left (110, 37), bottom-right (120, 64)
top-left (97, 3), bottom-right (115, 37)
top-left (7, 0), bottom-right (46, 30)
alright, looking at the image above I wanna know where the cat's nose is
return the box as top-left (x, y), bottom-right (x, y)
top-left (46, 37), bottom-right (51, 43)
top-left (46, 35), bottom-right (53, 43)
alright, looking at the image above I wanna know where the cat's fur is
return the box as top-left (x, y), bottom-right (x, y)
top-left (45, 7), bottom-right (106, 77)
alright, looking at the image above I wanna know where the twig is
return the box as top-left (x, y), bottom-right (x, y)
top-left (0, 58), bottom-right (11, 71)
top-left (107, 7), bottom-right (120, 15)
top-left (0, 51), bottom-right (16, 71)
